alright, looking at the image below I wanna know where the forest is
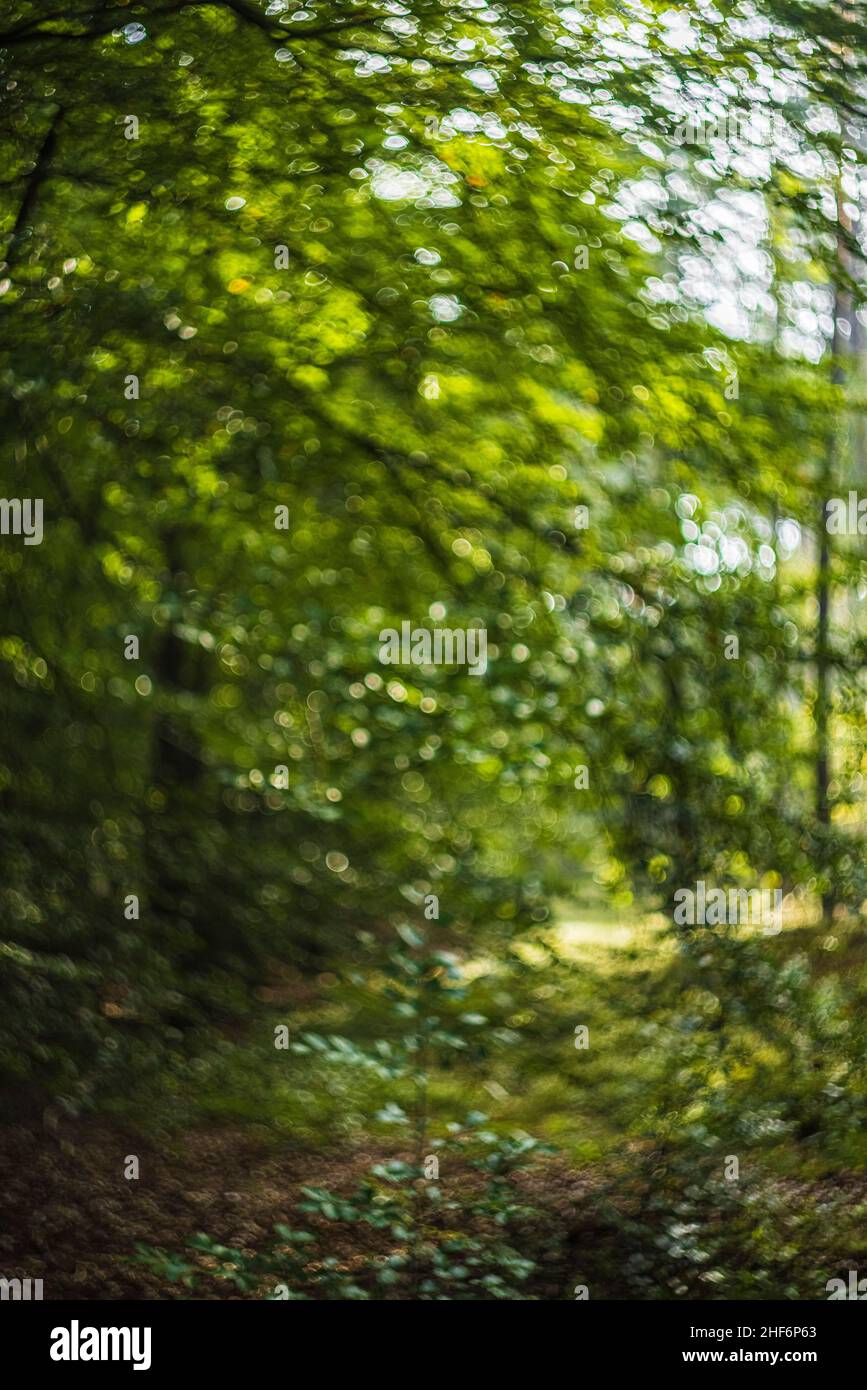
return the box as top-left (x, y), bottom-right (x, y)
top-left (2, 0), bottom-right (867, 1305)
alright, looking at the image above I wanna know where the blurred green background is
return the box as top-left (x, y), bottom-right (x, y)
top-left (3, 0), bottom-right (867, 1299)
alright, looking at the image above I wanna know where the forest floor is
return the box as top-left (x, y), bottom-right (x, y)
top-left (4, 909), bottom-right (867, 1299)
top-left (0, 1113), bottom-right (605, 1299)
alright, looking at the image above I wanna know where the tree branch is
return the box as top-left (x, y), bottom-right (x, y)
top-left (3, 103), bottom-right (64, 266)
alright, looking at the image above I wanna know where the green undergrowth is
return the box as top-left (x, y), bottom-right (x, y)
top-left (112, 906), bottom-right (867, 1180)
